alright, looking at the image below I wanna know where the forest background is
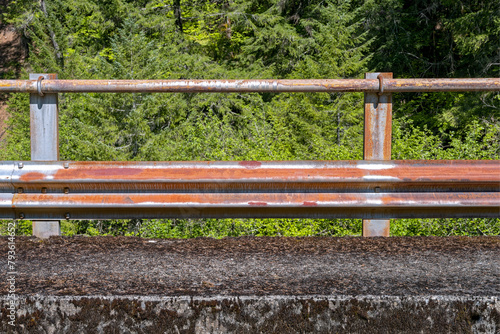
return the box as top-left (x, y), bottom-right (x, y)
top-left (0, 0), bottom-right (498, 237)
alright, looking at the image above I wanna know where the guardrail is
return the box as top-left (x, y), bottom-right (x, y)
top-left (0, 73), bottom-right (499, 237)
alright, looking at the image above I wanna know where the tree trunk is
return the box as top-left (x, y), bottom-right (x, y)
top-left (174, 0), bottom-right (183, 33)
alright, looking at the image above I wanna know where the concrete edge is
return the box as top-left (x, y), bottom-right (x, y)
top-left (1, 295), bottom-right (499, 333)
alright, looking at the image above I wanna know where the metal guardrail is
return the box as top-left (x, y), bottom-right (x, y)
top-left (0, 73), bottom-right (499, 237)
top-left (1, 160), bottom-right (498, 220)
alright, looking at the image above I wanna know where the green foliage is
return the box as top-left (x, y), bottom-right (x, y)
top-left (358, 0), bottom-right (499, 77)
top-left (0, 219), bottom-right (78, 236)
top-left (68, 218), bottom-right (362, 238)
top-left (358, 0), bottom-right (500, 144)
top-left (392, 118), bottom-right (500, 160)
top-left (391, 218), bottom-right (500, 237)
top-left (9, 220), bottom-right (32, 236)
top-left (70, 220), bottom-right (141, 236)
top-left (0, 93), bottom-right (31, 160)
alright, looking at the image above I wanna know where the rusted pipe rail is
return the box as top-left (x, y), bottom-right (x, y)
top-left (0, 160), bottom-right (498, 220)
top-left (0, 78), bottom-right (499, 93)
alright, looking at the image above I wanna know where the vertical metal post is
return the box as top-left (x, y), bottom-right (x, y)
top-left (29, 73), bottom-right (61, 238)
top-left (363, 72), bottom-right (392, 237)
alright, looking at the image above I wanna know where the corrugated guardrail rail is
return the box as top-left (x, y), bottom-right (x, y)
top-left (0, 74), bottom-right (499, 237)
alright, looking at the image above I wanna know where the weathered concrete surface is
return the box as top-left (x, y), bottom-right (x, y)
top-left (1, 295), bottom-right (499, 333)
top-left (2, 236), bottom-right (499, 296)
top-left (1, 236), bottom-right (499, 332)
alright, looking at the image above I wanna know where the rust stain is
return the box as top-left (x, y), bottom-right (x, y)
top-left (123, 196), bottom-right (135, 204)
top-left (80, 168), bottom-right (143, 177)
top-left (19, 172), bottom-right (46, 182)
top-left (364, 72), bottom-right (392, 161)
top-left (11, 192), bottom-right (500, 207)
top-left (302, 201), bottom-right (318, 206)
top-left (34, 160), bottom-right (500, 184)
top-left (238, 161), bottom-right (262, 169)
top-left (3, 78), bottom-right (500, 93)
top-left (363, 219), bottom-right (390, 237)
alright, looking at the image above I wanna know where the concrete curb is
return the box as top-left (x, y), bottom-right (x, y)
top-left (1, 295), bottom-right (499, 333)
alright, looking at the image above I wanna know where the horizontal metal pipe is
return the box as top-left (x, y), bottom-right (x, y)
top-left (0, 192), bottom-right (497, 219)
top-left (0, 78), bottom-right (499, 93)
top-left (2, 160), bottom-right (499, 193)
top-left (383, 78), bottom-right (500, 92)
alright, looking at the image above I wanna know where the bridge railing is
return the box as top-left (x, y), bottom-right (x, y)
top-left (0, 73), bottom-right (499, 238)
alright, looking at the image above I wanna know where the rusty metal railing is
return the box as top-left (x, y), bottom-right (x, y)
top-left (0, 73), bottom-right (499, 238)
top-left (1, 78), bottom-right (499, 93)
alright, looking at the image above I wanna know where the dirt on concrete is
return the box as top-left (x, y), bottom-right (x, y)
top-left (1, 236), bottom-right (499, 297)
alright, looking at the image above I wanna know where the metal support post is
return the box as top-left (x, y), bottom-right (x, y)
top-left (29, 73), bottom-right (60, 238)
top-left (363, 72), bottom-right (393, 237)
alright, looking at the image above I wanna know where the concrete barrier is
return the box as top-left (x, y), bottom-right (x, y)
top-left (1, 295), bottom-right (499, 333)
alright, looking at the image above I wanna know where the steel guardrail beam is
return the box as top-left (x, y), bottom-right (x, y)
top-left (0, 192), bottom-right (498, 220)
top-left (0, 160), bottom-right (498, 220)
top-left (1, 160), bottom-right (498, 193)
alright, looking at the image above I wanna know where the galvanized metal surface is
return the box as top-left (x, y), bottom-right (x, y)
top-left (0, 160), bottom-right (498, 220)
top-left (1, 160), bottom-right (498, 192)
top-left (0, 78), bottom-right (499, 93)
top-left (385, 78), bottom-right (500, 92)
top-left (363, 220), bottom-right (391, 237)
top-left (0, 192), bottom-right (498, 220)
top-left (29, 73), bottom-right (60, 238)
top-left (363, 73), bottom-right (393, 236)
top-left (31, 221), bottom-right (61, 238)
top-left (29, 74), bottom-right (59, 161)
top-left (364, 73), bottom-right (392, 161)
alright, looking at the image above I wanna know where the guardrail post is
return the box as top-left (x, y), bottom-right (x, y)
top-left (29, 73), bottom-right (60, 238)
top-left (363, 72), bottom-right (392, 237)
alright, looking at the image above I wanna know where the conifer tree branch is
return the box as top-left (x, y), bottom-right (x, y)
top-left (39, 0), bottom-right (62, 67)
